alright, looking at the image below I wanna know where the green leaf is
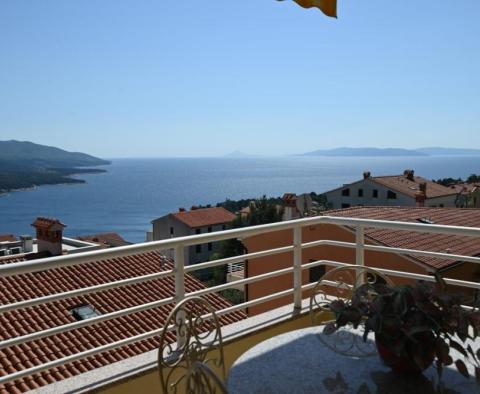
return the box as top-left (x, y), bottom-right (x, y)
top-left (455, 359), bottom-right (470, 379)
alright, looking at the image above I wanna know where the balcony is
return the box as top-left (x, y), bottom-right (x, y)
top-left (1, 215), bottom-right (480, 393)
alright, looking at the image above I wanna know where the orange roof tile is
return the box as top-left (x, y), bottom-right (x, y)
top-left (0, 251), bottom-right (245, 392)
top-left (171, 207), bottom-right (236, 228)
top-left (372, 175), bottom-right (457, 199)
top-left (325, 206), bottom-right (480, 270)
top-left (76, 233), bottom-right (131, 247)
top-left (0, 235), bottom-right (16, 243)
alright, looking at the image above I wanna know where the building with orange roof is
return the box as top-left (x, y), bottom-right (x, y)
top-left (323, 169), bottom-right (459, 209)
top-left (243, 206), bottom-right (480, 316)
top-left (0, 251), bottom-right (245, 393)
top-left (151, 207), bottom-right (236, 265)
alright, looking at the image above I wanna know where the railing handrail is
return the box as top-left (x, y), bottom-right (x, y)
top-left (2, 215), bottom-right (480, 278)
top-left (1, 214), bottom-right (480, 387)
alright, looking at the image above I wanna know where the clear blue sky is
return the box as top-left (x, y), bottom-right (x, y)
top-left (1, 0), bottom-right (479, 158)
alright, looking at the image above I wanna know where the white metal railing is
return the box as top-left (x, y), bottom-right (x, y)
top-left (1, 215), bottom-right (480, 386)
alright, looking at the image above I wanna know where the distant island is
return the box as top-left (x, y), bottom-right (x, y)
top-left (301, 147), bottom-right (480, 157)
top-left (0, 140), bottom-right (110, 194)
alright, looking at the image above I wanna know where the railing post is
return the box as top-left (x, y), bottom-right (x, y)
top-left (293, 226), bottom-right (302, 310)
top-left (174, 245), bottom-right (186, 347)
top-left (355, 226), bottom-right (365, 284)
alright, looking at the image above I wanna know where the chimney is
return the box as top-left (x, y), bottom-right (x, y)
top-left (31, 217), bottom-right (66, 256)
top-left (20, 235), bottom-right (33, 253)
top-left (419, 182), bottom-right (427, 194)
top-left (404, 169), bottom-right (415, 181)
top-left (363, 171), bottom-right (371, 179)
top-left (415, 191), bottom-right (426, 207)
top-left (179, 208), bottom-right (186, 212)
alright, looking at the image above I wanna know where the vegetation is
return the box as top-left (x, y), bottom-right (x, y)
top-left (194, 196), bottom-right (285, 305)
top-left (0, 170), bottom-right (85, 193)
top-left (434, 174), bottom-right (480, 186)
top-left (325, 273), bottom-right (480, 383)
top-left (0, 140), bottom-right (109, 193)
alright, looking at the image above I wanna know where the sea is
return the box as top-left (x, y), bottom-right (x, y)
top-left (1, 156), bottom-right (479, 243)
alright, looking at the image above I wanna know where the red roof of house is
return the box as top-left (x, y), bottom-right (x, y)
top-left (171, 207), bottom-right (236, 228)
top-left (76, 233), bottom-right (131, 247)
top-left (0, 235), bottom-right (16, 243)
top-left (325, 206), bottom-right (480, 270)
top-left (0, 251), bottom-right (245, 393)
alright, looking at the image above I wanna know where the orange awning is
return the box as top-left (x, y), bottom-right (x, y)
top-left (279, 0), bottom-right (337, 18)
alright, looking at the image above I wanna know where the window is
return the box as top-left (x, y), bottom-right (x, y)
top-left (208, 242), bottom-right (213, 251)
top-left (195, 229), bottom-right (201, 235)
top-left (309, 261), bottom-right (326, 283)
top-left (387, 190), bottom-right (397, 200)
top-left (70, 304), bottom-right (99, 321)
top-left (373, 189), bottom-right (378, 198)
top-left (358, 189), bottom-right (363, 197)
top-left (196, 244), bottom-right (202, 253)
top-left (341, 203), bottom-right (350, 209)
top-left (170, 227), bottom-right (174, 235)
top-left (208, 227), bottom-right (212, 233)
top-left (342, 188), bottom-right (350, 197)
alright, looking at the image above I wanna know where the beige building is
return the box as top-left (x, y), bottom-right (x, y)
top-left (151, 206), bottom-right (236, 265)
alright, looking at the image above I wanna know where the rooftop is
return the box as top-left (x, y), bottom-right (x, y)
top-left (0, 235), bottom-right (16, 243)
top-left (170, 207), bottom-right (236, 228)
top-left (372, 175), bottom-right (457, 199)
top-left (76, 233), bottom-right (131, 248)
top-left (0, 251), bottom-right (245, 392)
top-left (325, 206), bottom-right (480, 269)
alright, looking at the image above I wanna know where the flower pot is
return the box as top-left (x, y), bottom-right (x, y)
top-left (375, 333), bottom-right (435, 374)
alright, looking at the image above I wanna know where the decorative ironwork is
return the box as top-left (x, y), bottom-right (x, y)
top-left (158, 296), bottom-right (225, 393)
top-left (310, 265), bottom-right (394, 357)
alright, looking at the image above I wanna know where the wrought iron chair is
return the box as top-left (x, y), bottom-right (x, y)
top-left (158, 296), bottom-right (226, 393)
top-left (309, 265), bottom-right (394, 357)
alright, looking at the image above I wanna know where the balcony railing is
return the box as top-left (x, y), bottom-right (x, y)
top-left (1, 215), bottom-right (480, 388)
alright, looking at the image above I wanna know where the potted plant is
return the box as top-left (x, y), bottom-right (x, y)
top-left (323, 273), bottom-right (480, 382)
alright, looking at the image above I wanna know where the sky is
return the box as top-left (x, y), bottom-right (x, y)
top-left (0, 0), bottom-right (479, 158)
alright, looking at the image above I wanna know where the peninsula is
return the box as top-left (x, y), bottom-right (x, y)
top-left (0, 140), bottom-right (110, 194)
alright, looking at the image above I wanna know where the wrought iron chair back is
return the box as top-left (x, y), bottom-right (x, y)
top-left (158, 296), bottom-right (225, 393)
top-left (309, 265), bottom-right (394, 357)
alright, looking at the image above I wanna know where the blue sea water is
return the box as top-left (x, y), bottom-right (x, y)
top-left (1, 156), bottom-right (479, 243)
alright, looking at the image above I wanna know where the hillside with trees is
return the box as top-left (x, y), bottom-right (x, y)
top-left (0, 140), bottom-right (109, 193)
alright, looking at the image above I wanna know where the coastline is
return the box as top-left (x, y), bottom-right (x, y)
top-left (0, 167), bottom-right (108, 197)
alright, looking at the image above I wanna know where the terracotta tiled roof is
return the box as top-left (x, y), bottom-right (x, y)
top-left (450, 183), bottom-right (480, 194)
top-left (31, 218), bottom-right (66, 230)
top-left (325, 206), bottom-right (480, 270)
top-left (0, 235), bottom-right (16, 243)
top-left (372, 175), bottom-right (457, 199)
top-left (0, 251), bottom-right (245, 393)
top-left (76, 233), bottom-right (131, 247)
top-left (171, 207), bottom-right (236, 228)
